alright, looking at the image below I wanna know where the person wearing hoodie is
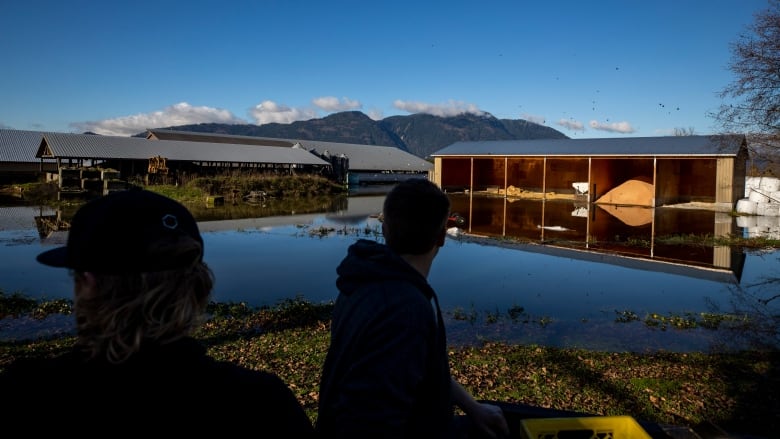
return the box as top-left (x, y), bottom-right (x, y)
top-left (316, 178), bottom-right (509, 438)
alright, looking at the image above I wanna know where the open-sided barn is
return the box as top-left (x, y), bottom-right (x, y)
top-left (430, 134), bottom-right (748, 211)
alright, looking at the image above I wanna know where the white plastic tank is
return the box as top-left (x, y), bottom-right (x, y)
top-left (757, 203), bottom-right (780, 216)
top-left (737, 215), bottom-right (758, 228)
top-left (749, 190), bottom-right (770, 203)
top-left (736, 198), bottom-right (757, 215)
top-left (759, 176), bottom-right (780, 192)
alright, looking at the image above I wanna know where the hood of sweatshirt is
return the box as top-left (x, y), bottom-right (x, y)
top-left (335, 239), bottom-right (434, 300)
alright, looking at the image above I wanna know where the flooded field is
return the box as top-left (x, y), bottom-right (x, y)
top-left (1, 192), bottom-right (778, 353)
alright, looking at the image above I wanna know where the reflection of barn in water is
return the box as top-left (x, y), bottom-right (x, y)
top-left (447, 194), bottom-right (746, 284)
top-left (0, 205), bottom-right (69, 245)
top-left (34, 209), bottom-right (71, 239)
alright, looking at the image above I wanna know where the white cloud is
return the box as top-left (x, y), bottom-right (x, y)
top-left (557, 118), bottom-right (584, 131)
top-left (654, 128), bottom-right (675, 136)
top-left (312, 96), bottom-right (362, 112)
top-left (71, 102), bottom-right (246, 136)
top-left (393, 99), bottom-right (485, 117)
top-left (522, 113), bottom-right (546, 125)
top-left (250, 100), bottom-right (318, 125)
top-left (366, 109), bottom-right (384, 120)
top-left (588, 119), bottom-right (635, 134)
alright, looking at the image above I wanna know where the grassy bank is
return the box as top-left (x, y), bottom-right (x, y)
top-left (1, 295), bottom-right (777, 437)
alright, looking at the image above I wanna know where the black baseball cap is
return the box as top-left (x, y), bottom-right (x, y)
top-left (37, 188), bottom-right (204, 274)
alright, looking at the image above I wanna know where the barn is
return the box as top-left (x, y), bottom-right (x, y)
top-left (430, 134), bottom-right (748, 211)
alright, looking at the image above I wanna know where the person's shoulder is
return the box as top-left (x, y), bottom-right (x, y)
top-left (203, 356), bottom-right (293, 390)
top-left (200, 358), bottom-right (315, 433)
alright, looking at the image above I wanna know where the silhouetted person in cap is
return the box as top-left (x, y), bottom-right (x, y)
top-left (0, 188), bottom-right (314, 436)
top-left (316, 178), bottom-right (509, 438)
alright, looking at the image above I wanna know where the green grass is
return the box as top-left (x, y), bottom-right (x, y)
top-left (1, 294), bottom-right (777, 437)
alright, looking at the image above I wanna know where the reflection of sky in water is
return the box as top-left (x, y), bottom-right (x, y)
top-left (203, 227), bottom-right (349, 306)
top-left (430, 238), bottom-right (725, 319)
top-left (1, 202), bottom-right (778, 352)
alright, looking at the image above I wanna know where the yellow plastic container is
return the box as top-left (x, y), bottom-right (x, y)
top-left (519, 415), bottom-right (652, 439)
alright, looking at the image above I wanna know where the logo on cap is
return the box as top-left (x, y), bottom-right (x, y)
top-left (162, 214), bottom-right (178, 230)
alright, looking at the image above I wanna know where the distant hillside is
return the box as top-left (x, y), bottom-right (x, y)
top-left (145, 111), bottom-right (568, 158)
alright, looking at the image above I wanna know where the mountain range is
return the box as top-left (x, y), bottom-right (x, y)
top-left (142, 111), bottom-right (569, 159)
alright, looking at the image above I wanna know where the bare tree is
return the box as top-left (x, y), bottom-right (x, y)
top-left (673, 127), bottom-right (696, 136)
top-left (712, 0), bottom-right (780, 140)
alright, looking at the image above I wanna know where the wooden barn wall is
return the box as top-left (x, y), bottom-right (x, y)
top-left (684, 159), bottom-right (717, 203)
top-left (653, 158), bottom-right (719, 206)
top-left (655, 159), bottom-right (682, 206)
top-left (544, 158), bottom-right (589, 194)
top-left (472, 158), bottom-right (504, 190)
top-left (589, 159), bottom-right (613, 202)
top-left (612, 158), bottom-right (654, 185)
top-left (507, 158), bottom-right (544, 191)
top-left (716, 157), bottom-right (735, 205)
top-left (433, 157), bottom-right (442, 187)
top-left (730, 145), bottom-right (748, 204)
top-left (439, 158), bottom-right (471, 191)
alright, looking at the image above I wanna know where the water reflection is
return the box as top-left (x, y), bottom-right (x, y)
top-left (450, 194), bottom-right (746, 283)
top-left (1, 191), bottom-right (778, 352)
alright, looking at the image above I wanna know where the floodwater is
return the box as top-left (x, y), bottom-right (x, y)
top-left (1, 190), bottom-right (778, 353)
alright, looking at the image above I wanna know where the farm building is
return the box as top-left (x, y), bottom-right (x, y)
top-left (0, 130), bottom-right (331, 196)
top-left (1, 129), bottom-right (332, 183)
top-left (34, 131), bottom-right (330, 179)
top-left (430, 134), bottom-right (748, 211)
top-left (146, 128), bottom-right (433, 185)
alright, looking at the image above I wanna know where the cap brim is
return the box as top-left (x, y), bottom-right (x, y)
top-left (36, 246), bottom-right (70, 268)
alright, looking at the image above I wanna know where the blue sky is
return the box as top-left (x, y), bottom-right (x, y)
top-left (0, 0), bottom-right (770, 139)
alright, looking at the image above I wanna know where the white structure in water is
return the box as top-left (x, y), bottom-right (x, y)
top-left (736, 176), bottom-right (780, 238)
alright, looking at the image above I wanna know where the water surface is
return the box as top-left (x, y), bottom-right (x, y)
top-left (1, 194), bottom-right (778, 353)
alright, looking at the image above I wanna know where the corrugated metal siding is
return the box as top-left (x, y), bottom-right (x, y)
top-left (431, 135), bottom-right (746, 157)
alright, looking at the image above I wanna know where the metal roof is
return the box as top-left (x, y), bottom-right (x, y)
top-left (147, 129), bottom-right (294, 147)
top-left (431, 134), bottom-right (747, 157)
top-left (147, 129), bottom-right (433, 172)
top-left (36, 132), bottom-right (330, 166)
top-left (0, 129), bottom-right (51, 163)
top-left (295, 140), bottom-right (433, 172)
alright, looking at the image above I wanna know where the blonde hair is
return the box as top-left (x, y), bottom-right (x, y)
top-left (73, 237), bottom-right (213, 364)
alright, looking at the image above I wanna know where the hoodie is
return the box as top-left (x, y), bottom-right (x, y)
top-left (316, 239), bottom-right (454, 438)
